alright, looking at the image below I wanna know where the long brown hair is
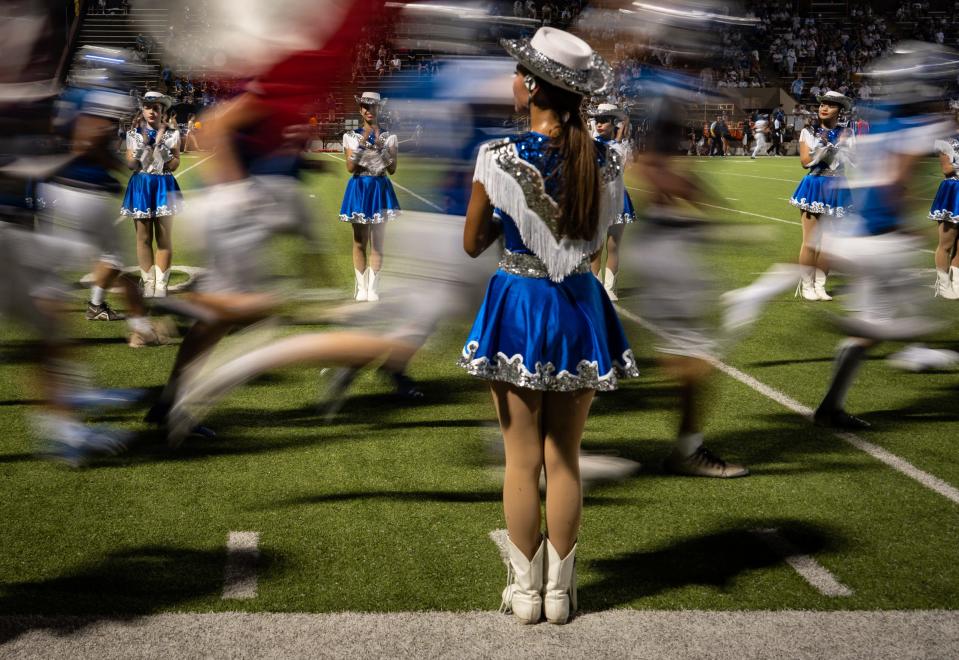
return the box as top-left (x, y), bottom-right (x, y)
top-left (524, 67), bottom-right (600, 241)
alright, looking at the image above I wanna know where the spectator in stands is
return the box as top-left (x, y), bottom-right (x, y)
top-left (791, 74), bottom-right (804, 99)
top-left (390, 53), bottom-right (402, 73)
top-left (514, 0), bottom-right (523, 18)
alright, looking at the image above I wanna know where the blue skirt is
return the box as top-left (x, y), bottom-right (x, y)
top-left (789, 174), bottom-right (851, 217)
top-left (459, 268), bottom-right (638, 391)
top-left (614, 190), bottom-right (636, 225)
top-left (930, 178), bottom-right (959, 223)
top-left (339, 175), bottom-right (400, 224)
top-left (121, 172), bottom-right (182, 219)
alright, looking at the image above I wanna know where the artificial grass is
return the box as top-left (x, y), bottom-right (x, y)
top-left (1, 155), bottom-right (958, 614)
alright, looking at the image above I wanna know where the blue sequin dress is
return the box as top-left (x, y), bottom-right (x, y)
top-left (789, 126), bottom-right (853, 217)
top-left (930, 136), bottom-right (959, 224)
top-left (121, 128), bottom-right (182, 219)
top-left (339, 129), bottom-right (400, 224)
top-left (459, 132), bottom-right (638, 391)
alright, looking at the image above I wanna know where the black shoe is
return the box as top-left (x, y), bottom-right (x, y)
top-left (146, 401), bottom-right (216, 445)
top-left (144, 401), bottom-right (171, 425)
top-left (813, 407), bottom-right (871, 430)
top-left (389, 371), bottom-right (424, 399)
top-left (86, 301), bottom-right (125, 321)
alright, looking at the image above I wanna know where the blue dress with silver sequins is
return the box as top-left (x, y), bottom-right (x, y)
top-left (930, 135), bottom-right (959, 224)
top-left (789, 126), bottom-right (852, 217)
top-left (459, 132), bottom-right (638, 392)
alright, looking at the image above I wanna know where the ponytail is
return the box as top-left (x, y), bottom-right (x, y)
top-left (529, 74), bottom-right (600, 241)
top-left (556, 104), bottom-right (600, 240)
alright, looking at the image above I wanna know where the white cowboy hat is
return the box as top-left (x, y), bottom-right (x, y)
top-left (501, 27), bottom-right (613, 96)
top-left (816, 90), bottom-right (852, 111)
top-left (140, 91), bottom-right (173, 109)
top-left (354, 91), bottom-right (387, 106)
top-left (588, 102), bottom-right (627, 120)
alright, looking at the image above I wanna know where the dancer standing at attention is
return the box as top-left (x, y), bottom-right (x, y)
top-left (340, 91), bottom-right (399, 302)
top-left (930, 128), bottom-right (959, 299)
top-left (589, 102), bottom-right (635, 301)
top-left (121, 91), bottom-right (182, 298)
top-left (788, 91), bottom-right (854, 301)
top-left (460, 27), bottom-right (637, 625)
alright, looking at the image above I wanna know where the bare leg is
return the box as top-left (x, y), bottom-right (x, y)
top-left (369, 223), bottom-right (386, 272)
top-left (605, 224), bottom-right (625, 275)
top-left (542, 388), bottom-right (594, 558)
top-left (491, 381), bottom-right (544, 560)
top-left (799, 211), bottom-right (821, 270)
top-left (135, 219), bottom-right (155, 272)
top-left (935, 222), bottom-right (958, 272)
top-left (352, 224), bottom-right (369, 272)
top-left (590, 250), bottom-right (602, 277)
top-left (154, 216), bottom-right (174, 271)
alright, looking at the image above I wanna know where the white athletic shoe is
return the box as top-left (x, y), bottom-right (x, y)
top-left (887, 344), bottom-right (959, 372)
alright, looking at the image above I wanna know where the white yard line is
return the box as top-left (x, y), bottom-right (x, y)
top-left (751, 528), bottom-right (853, 597)
top-left (614, 305), bottom-right (959, 506)
top-left (223, 531), bottom-right (260, 600)
top-left (322, 152), bottom-right (444, 211)
top-left (176, 152), bottom-right (216, 176)
top-left (626, 186), bottom-right (937, 254)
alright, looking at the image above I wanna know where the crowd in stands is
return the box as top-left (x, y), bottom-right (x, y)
top-left (89, 0), bottom-right (129, 15)
top-left (509, 0), bottom-right (580, 26)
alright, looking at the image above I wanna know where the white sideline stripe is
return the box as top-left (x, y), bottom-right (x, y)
top-left (614, 305), bottom-right (959, 506)
top-left (3, 611), bottom-right (959, 658)
top-left (176, 153), bottom-right (216, 176)
top-left (223, 531), bottom-right (260, 600)
top-left (322, 152), bottom-right (444, 211)
top-left (691, 169), bottom-right (798, 183)
top-left (751, 528), bottom-right (853, 597)
top-left (627, 186), bottom-right (937, 255)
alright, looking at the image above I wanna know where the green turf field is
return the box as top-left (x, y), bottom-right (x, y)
top-left (2, 153), bottom-right (959, 617)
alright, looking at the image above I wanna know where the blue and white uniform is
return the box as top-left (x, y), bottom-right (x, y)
top-left (459, 131), bottom-right (638, 391)
top-left (929, 135), bottom-right (959, 224)
top-left (789, 126), bottom-right (854, 217)
top-left (339, 129), bottom-right (400, 224)
top-left (121, 127), bottom-right (182, 219)
top-left (822, 109), bottom-right (954, 335)
top-left (595, 135), bottom-right (635, 224)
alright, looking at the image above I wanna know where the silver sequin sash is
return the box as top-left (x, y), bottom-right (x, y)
top-left (498, 250), bottom-right (590, 279)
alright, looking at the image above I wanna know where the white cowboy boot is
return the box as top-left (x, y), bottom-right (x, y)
top-left (814, 269), bottom-right (832, 301)
top-left (366, 268), bottom-right (380, 302)
top-left (500, 537), bottom-right (544, 624)
top-left (936, 270), bottom-right (959, 299)
top-left (797, 266), bottom-right (819, 301)
top-left (593, 270), bottom-right (604, 285)
top-left (543, 538), bottom-right (577, 625)
top-left (603, 267), bottom-right (618, 301)
top-left (140, 269), bottom-right (156, 298)
top-left (154, 266), bottom-right (171, 298)
top-left (354, 268), bottom-right (368, 302)
top-left (951, 267), bottom-right (959, 299)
